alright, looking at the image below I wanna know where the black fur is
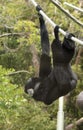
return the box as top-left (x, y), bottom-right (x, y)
top-left (25, 14), bottom-right (77, 105)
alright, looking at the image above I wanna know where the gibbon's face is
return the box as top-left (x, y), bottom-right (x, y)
top-left (24, 78), bottom-right (40, 96)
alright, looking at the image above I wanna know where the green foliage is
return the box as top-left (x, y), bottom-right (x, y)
top-left (0, 66), bottom-right (55, 130)
top-left (64, 65), bottom-right (83, 127)
top-left (14, 20), bottom-right (40, 45)
top-left (0, 0), bottom-right (83, 129)
top-left (0, 0), bottom-right (40, 85)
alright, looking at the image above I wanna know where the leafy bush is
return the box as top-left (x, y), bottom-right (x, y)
top-left (0, 66), bottom-right (56, 130)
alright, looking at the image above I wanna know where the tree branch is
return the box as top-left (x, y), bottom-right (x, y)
top-left (30, 44), bottom-right (39, 77)
top-left (65, 117), bottom-right (83, 130)
top-left (4, 25), bottom-right (14, 29)
top-left (0, 33), bottom-right (24, 38)
top-left (6, 70), bottom-right (30, 76)
top-left (75, 47), bottom-right (83, 66)
top-left (3, 42), bottom-right (22, 53)
top-left (51, 0), bottom-right (83, 27)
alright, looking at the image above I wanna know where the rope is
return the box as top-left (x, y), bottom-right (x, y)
top-left (29, 0), bottom-right (83, 45)
top-left (64, 2), bottom-right (83, 13)
top-left (51, 0), bottom-right (83, 27)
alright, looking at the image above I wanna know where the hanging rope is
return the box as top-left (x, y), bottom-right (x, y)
top-left (51, 0), bottom-right (83, 27)
top-left (64, 2), bottom-right (83, 13)
top-left (28, 0), bottom-right (83, 45)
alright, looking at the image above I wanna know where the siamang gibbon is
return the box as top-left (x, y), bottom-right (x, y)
top-left (25, 14), bottom-right (77, 105)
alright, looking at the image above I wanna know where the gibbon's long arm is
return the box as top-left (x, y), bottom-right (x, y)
top-left (28, 0), bottom-right (83, 45)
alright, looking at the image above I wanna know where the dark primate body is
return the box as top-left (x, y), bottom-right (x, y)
top-left (25, 14), bottom-right (77, 105)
